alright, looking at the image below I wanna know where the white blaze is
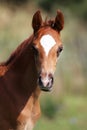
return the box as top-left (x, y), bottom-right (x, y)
top-left (40, 34), bottom-right (56, 56)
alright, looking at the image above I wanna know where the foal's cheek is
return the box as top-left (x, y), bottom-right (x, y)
top-left (54, 59), bottom-right (58, 72)
top-left (35, 57), bottom-right (42, 72)
top-left (51, 55), bottom-right (57, 68)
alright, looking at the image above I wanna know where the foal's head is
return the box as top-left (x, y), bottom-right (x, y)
top-left (32, 10), bottom-right (64, 92)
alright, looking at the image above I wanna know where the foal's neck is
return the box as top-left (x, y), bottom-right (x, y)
top-left (5, 36), bottom-right (38, 95)
top-left (0, 36), bottom-right (41, 127)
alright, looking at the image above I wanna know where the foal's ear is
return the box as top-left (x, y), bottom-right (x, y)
top-left (54, 10), bottom-right (64, 32)
top-left (32, 10), bottom-right (43, 33)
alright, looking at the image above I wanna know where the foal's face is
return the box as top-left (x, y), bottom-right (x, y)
top-left (32, 28), bottom-right (63, 91)
top-left (32, 10), bottom-right (64, 91)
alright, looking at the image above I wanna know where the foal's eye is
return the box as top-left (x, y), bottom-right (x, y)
top-left (32, 46), bottom-right (39, 56)
top-left (57, 46), bottom-right (63, 57)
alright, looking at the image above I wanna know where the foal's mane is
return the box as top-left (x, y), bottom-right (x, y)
top-left (43, 19), bottom-right (55, 29)
top-left (0, 19), bottom-right (55, 68)
top-left (0, 35), bottom-right (33, 67)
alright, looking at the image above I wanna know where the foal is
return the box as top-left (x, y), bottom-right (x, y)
top-left (0, 10), bottom-right (64, 130)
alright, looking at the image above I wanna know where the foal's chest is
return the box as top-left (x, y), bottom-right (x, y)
top-left (17, 95), bottom-right (41, 130)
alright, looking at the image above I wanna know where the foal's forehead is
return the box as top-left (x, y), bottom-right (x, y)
top-left (33, 27), bottom-right (62, 56)
top-left (40, 34), bottom-right (56, 56)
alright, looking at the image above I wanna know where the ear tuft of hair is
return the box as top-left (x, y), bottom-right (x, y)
top-left (32, 10), bottom-right (43, 33)
top-left (54, 10), bottom-right (64, 32)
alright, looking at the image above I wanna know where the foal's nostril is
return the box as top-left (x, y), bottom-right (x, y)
top-left (38, 76), bottom-right (42, 86)
top-left (48, 73), bottom-right (54, 84)
top-left (48, 73), bottom-right (53, 78)
top-left (50, 76), bottom-right (54, 84)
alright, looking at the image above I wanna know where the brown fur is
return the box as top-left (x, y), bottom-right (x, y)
top-left (0, 10), bottom-right (64, 130)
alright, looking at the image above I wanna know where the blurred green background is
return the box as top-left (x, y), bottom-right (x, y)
top-left (0, 0), bottom-right (87, 130)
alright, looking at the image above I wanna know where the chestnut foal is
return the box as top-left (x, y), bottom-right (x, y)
top-left (0, 10), bottom-right (64, 130)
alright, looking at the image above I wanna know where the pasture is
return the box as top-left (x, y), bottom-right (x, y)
top-left (0, 3), bottom-right (87, 130)
top-left (34, 96), bottom-right (87, 130)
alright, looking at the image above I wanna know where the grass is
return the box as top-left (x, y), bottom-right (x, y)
top-left (0, 5), bottom-right (32, 62)
top-left (0, 5), bottom-right (87, 130)
top-left (34, 96), bottom-right (87, 130)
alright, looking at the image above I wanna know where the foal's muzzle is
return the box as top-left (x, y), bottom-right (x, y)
top-left (38, 73), bottom-right (54, 92)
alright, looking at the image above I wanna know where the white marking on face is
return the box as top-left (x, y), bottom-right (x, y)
top-left (40, 34), bottom-right (56, 56)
